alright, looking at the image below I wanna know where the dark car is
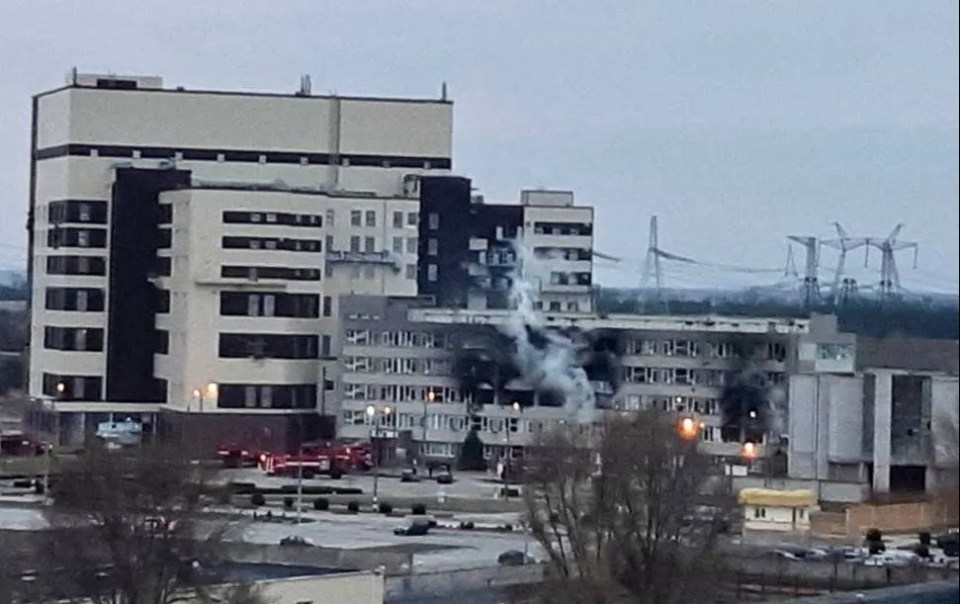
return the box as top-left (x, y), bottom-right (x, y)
top-left (436, 470), bottom-right (454, 485)
top-left (497, 550), bottom-right (533, 566)
top-left (936, 532), bottom-right (959, 557)
top-left (394, 519), bottom-right (430, 536)
top-left (279, 535), bottom-right (315, 547)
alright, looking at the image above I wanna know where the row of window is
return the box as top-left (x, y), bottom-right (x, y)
top-left (549, 271), bottom-right (592, 286)
top-left (48, 200), bottom-right (107, 224)
top-left (223, 236), bottom-right (323, 252)
top-left (48, 227), bottom-right (108, 249)
top-left (391, 236), bottom-right (419, 255)
top-left (343, 356), bottom-right (453, 375)
top-left (220, 265), bottom-right (322, 281)
top-left (220, 292), bottom-right (331, 318)
top-left (392, 211), bottom-right (420, 229)
top-left (619, 394), bottom-right (721, 415)
top-left (343, 384), bottom-right (473, 404)
top-left (218, 333), bottom-right (326, 359)
top-left (342, 410), bottom-right (533, 434)
top-left (223, 210), bottom-right (323, 227)
top-left (533, 247), bottom-right (591, 261)
top-left (44, 327), bottom-right (104, 352)
top-left (532, 221), bottom-right (592, 236)
top-left (41, 373), bottom-right (102, 401)
top-left (217, 384), bottom-right (317, 409)
top-left (622, 366), bottom-right (785, 386)
top-left (344, 329), bottom-right (450, 348)
top-left (625, 339), bottom-right (788, 361)
top-left (45, 287), bottom-right (105, 312)
top-left (46, 255), bottom-right (106, 276)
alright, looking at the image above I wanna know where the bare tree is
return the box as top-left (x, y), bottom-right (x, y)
top-left (23, 442), bottom-right (261, 604)
top-left (522, 410), bottom-right (729, 604)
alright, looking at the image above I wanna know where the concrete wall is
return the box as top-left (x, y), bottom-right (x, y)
top-left (250, 571), bottom-right (385, 604)
top-left (811, 500), bottom-right (958, 540)
top-left (384, 564), bottom-right (544, 602)
top-left (223, 542), bottom-right (413, 575)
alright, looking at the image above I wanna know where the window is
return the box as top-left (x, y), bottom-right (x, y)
top-left (567, 301), bottom-right (579, 312)
top-left (322, 296), bottom-right (332, 317)
top-left (321, 335), bottom-right (331, 358)
top-left (350, 210), bottom-right (362, 226)
top-left (427, 238), bottom-right (438, 255)
top-left (350, 236), bottom-right (361, 252)
top-left (407, 212), bottom-right (418, 227)
top-left (427, 264), bottom-right (438, 282)
top-left (428, 212), bottom-right (440, 229)
top-left (325, 209), bottom-right (335, 227)
top-left (364, 236), bottom-right (376, 253)
top-left (406, 237), bottom-right (417, 254)
top-left (325, 235), bottom-right (334, 252)
top-left (393, 237), bottom-right (403, 253)
top-left (422, 442), bottom-right (455, 458)
top-left (405, 264), bottom-right (416, 280)
top-left (365, 210), bottom-right (376, 227)
top-left (219, 333), bottom-right (319, 359)
top-left (393, 211), bottom-right (404, 229)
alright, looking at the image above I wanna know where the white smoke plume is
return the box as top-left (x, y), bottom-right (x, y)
top-left (500, 239), bottom-right (597, 423)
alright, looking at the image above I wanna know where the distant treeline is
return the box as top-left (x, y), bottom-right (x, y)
top-left (0, 282), bottom-right (27, 301)
top-left (596, 290), bottom-right (959, 340)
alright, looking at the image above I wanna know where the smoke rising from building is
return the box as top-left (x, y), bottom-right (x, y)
top-left (502, 240), bottom-right (597, 423)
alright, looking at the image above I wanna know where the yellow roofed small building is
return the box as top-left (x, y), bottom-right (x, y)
top-left (738, 488), bottom-right (819, 533)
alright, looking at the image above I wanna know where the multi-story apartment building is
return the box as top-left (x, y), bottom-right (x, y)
top-left (27, 72), bottom-right (452, 448)
top-left (417, 182), bottom-right (594, 313)
top-left (336, 293), bottom-right (854, 466)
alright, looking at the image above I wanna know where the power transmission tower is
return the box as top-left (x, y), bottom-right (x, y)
top-left (787, 235), bottom-right (820, 307)
top-left (641, 215), bottom-right (663, 294)
top-left (820, 222), bottom-right (869, 306)
top-left (783, 245), bottom-right (798, 278)
top-left (866, 224), bottom-right (918, 301)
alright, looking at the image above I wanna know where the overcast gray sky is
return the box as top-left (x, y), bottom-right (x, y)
top-left (1, 1), bottom-right (957, 293)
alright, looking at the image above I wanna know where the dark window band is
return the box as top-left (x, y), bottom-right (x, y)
top-left (35, 143), bottom-right (451, 170)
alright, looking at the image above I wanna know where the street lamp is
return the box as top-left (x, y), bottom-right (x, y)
top-left (503, 401), bottom-right (522, 501)
top-left (192, 382), bottom-right (218, 413)
top-left (44, 382), bottom-right (65, 504)
top-left (422, 389), bottom-right (435, 463)
top-left (366, 404), bottom-right (393, 508)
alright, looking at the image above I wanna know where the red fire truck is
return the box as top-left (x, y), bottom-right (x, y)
top-left (216, 443), bottom-right (262, 468)
top-left (258, 442), bottom-right (372, 479)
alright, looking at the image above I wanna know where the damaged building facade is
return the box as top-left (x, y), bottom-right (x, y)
top-left (336, 294), bottom-right (854, 467)
top-left (788, 337), bottom-right (959, 501)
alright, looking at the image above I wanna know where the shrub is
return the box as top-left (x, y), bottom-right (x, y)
top-left (411, 503), bottom-right (427, 515)
top-left (865, 528), bottom-right (885, 555)
top-left (378, 502), bottom-right (393, 514)
top-left (865, 528), bottom-right (883, 542)
top-left (460, 521), bottom-right (475, 530)
top-left (919, 531), bottom-right (932, 546)
top-left (250, 492), bottom-right (266, 507)
top-left (346, 500), bottom-right (360, 513)
top-left (916, 544), bottom-right (931, 559)
top-left (283, 496), bottom-right (294, 510)
top-left (313, 497), bottom-right (329, 511)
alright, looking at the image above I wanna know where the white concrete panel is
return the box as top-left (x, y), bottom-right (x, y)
top-left (36, 91), bottom-right (72, 149)
top-left (66, 88), bottom-right (335, 151)
top-left (788, 374), bottom-right (819, 479)
top-left (826, 375), bottom-right (864, 462)
top-left (339, 99), bottom-right (452, 157)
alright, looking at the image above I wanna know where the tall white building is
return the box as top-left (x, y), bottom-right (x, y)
top-left (27, 72), bottom-right (452, 448)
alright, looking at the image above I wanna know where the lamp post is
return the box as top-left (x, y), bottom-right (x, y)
top-left (504, 401), bottom-right (521, 501)
top-left (422, 389), bottom-right (434, 464)
top-left (44, 382), bottom-right (65, 505)
top-left (366, 404), bottom-right (392, 508)
top-left (192, 382), bottom-right (218, 413)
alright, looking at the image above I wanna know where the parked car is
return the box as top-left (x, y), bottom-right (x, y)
top-left (394, 518), bottom-right (431, 536)
top-left (436, 470), bottom-right (454, 485)
top-left (279, 535), bottom-right (315, 547)
top-left (936, 532), bottom-right (959, 557)
top-left (497, 550), bottom-right (534, 566)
